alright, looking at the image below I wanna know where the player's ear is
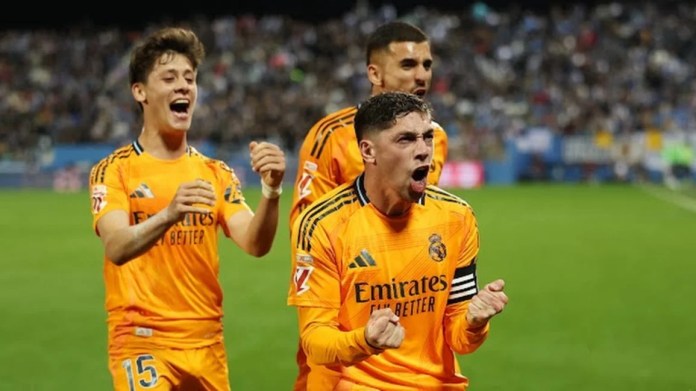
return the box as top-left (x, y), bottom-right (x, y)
top-left (131, 82), bottom-right (146, 103)
top-left (366, 63), bottom-right (382, 88)
top-left (360, 139), bottom-right (376, 164)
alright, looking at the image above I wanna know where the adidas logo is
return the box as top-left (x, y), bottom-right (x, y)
top-left (130, 183), bottom-right (155, 198)
top-left (348, 249), bottom-right (377, 269)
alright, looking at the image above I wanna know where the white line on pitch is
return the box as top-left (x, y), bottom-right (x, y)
top-left (639, 185), bottom-right (696, 213)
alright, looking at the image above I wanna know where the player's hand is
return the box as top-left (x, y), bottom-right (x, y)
top-left (466, 279), bottom-right (508, 327)
top-left (249, 141), bottom-right (285, 188)
top-left (364, 308), bottom-right (404, 350)
top-left (165, 179), bottom-right (216, 223)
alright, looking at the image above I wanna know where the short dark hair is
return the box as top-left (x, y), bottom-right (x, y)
top-left (129, 27), bottom-right (205, 86)
top-left (354, 92), bottom-right (432, 140)
top-left (366, 21), bottom-right (429, 65)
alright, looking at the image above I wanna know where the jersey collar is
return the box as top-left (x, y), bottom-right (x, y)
top-left (132, 140), bottom-right (191, 156)
top-left (353, 173), bottom-right (426, 207)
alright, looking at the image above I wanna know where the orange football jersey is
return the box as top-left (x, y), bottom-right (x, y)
top-left (288, 174), bottom-right (487, 390)
top-left (89, 140), bottom-right (250, 351)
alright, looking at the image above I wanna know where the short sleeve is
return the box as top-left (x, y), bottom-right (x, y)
top-left (89, 158), bottom-right (129, 234)
top-left (216, 161), bottom-right (252, 237)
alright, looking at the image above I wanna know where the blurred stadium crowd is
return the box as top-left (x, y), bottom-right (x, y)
top-left (1, 1), bottom-right (695, 180)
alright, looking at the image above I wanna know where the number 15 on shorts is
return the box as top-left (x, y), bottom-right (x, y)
top-left (122, 355), bottom-right (158, 390)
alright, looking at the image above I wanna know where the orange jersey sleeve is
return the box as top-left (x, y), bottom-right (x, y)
top-left (288, 175), bottom-right (483, 390)
top-left (289, 106), bottom-right (363, 228)
top-left (430, 121), bottom-right (448, 184)
top-left (89, 141), bottom-right (251, 350)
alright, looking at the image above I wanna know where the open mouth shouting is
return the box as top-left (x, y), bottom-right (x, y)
top-left (410, 165), bottom-right (430, 193)
top-left (170, 99), bottom-right (191, 120)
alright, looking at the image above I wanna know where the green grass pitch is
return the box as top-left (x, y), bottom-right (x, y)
top-left (0, 184), bottom-right (694, 390)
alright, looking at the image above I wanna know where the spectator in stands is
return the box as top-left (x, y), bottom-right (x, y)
top-left (662, 132), bottom-right (695, 189)
top-left (2, 2), bottom-right (696, 185)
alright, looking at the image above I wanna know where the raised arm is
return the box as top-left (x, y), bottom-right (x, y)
top-left (444, 279), bottom-right (508, 354)
top-left (226, 141), bottom-right (285, 257)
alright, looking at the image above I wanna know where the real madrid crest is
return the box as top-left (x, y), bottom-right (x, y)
top-left (428, 234), bottom-right (446, 262)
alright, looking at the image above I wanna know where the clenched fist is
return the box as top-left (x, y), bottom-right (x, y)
top-left (165, 179), bottom-right (216, 223)
top-left (249, 141), bottom-right (285, 188)
top-left (466, 279), bottom-right (508, 327)
top-left (364, 308), bottom-right (405, 350)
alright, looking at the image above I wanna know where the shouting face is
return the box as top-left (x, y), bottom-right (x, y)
top-left (132, 52), bottom-right (198, 134)
top-left (362, 110), bottom-right (434, 204)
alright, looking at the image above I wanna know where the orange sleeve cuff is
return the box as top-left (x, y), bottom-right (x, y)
top-left (444, 310), bottom-right (491, 354)
top-left (298, 306), bottom-right (380, 366)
